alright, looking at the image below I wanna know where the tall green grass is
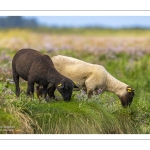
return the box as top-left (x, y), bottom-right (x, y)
top-left (0, 98), bottom-right (36, 134)
top-left (1, 50), bottom-right (150, 134)
top-left (10, 97), bottom-right (138, 134)
top-left (0, 28), bottom-right (150, 134)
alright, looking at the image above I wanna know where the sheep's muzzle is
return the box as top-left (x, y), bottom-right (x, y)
top-left (119, 90), bottom-right (135, 107)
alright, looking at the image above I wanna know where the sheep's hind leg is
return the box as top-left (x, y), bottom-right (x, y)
top-left (13, 72), bottom-right (20, 97)
top-left (42, 85), bottom-right (48, 99)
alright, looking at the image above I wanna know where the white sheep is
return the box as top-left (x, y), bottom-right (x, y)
top-left (51, 55), bottom-right (135, 107)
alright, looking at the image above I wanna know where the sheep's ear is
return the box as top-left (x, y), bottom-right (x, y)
top-left (57, 83), bottom-right (64, 88)
top-left (127, 87), bottom-right (134, 93)
top-left (73, 82), bottom-right (78, 88)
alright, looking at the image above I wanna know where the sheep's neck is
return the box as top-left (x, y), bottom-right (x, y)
top-left (46, 67), bottom-right (63, 85)
top-left (105, 72), bottom-right (127, 95)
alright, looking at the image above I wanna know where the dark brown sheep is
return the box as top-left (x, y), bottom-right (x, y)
top-left (12, 48), bottom-right (77, 101)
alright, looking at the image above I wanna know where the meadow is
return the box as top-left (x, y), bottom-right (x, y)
top-left (0, 28), bottom-right (150, 134)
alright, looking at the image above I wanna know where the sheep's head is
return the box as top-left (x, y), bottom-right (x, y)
top-left (57, 78), bottom-right (78, 102)
top-left (118, 86), bottom-right (135, 107)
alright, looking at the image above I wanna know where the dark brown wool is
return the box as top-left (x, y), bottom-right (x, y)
top-left (12, 48), bottom-right (77, 101)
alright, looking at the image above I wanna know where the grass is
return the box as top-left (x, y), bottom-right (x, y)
top-left (0, 28), bottom-right (150, 134)
top-left (0, 98), bottom-right (36, 134)
top-left (25, 100), bottom-right (138, 134)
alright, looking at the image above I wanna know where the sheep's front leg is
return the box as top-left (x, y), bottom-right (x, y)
top-left (36, 85), bottom-right (41, 98)
top-left (87, 90), bottom-right (93, 98)
top-left (47, 85), bottom-right (56, 99)
top-left (27, 78), bottom-right (35, 97)
top-left (85, 76), bottom-right (97, 98)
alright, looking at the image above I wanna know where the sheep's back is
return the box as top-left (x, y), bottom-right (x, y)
top-left (52, 55), bottom-right (94, 85)
top-left (52, 55), bottom-right (107, 88)
top-left (12, 49), bottom-right (52, 81)
top-left (52, 55), bottom-right (93, 73)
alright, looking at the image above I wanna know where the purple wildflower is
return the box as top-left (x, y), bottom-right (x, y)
top-left (97, 88), bottom-right (103, 94)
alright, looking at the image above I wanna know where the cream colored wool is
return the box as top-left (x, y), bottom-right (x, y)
top-left (52, 55), bottom-right (130, 98)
